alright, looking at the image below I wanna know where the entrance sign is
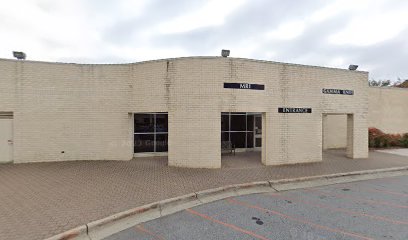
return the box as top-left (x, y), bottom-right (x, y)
top-left (322, 88), bottom-right (354, 95)
top-left (224, 82), bottom-right (264, 90)
top-left (278, 108), bottom-right (312, 113)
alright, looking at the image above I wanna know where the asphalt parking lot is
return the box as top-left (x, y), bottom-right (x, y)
top-left (106, 175), bottom-right (408, 240)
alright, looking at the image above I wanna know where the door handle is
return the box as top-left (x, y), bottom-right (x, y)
top-left (7, 140), bottom-right (13, 144)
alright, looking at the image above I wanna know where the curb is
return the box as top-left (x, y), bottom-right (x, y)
top-left (45, 166), bottom-right (408, 240)
top-left (44, 225), bottom-right (89, 240)
top-left (87, 202), bottom-right (160, 240)
top-left (269, 166), bottom-right (408, 191)
top-left (159, 192), bottom-right (201, 216)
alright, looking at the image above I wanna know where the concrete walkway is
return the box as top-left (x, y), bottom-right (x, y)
top-left (0, 150), bottom-right (407, 240)
top-left (376, 148), bottom-right (408, 157)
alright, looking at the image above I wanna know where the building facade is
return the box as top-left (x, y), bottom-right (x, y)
top-left (323, 87), bottom-right (408, 149)
top-left (0, 57), bottom-right (369, 167)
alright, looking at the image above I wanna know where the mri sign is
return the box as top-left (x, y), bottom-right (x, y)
top-left (224, 82), bottom-right (265, 90)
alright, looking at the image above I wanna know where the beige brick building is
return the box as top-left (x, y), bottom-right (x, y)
top-left (0, 57), bottom-right (369, 167)
top-left (323, 87), bottom-right (408, 149)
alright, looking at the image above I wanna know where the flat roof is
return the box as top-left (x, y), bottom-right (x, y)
top-left (0, 56), bottom-right (368, 74)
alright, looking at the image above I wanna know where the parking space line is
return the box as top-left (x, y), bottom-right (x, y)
top-left (226, 198), bottom-right (373, 240)
top-left (134, 224), bottom-right (165, 240)
top-left (266, 193), bottom-right (408, 225)
top-left (185, 208), bottom-right (271, 240)
top-left (305, 188), bottom-right (408, 209)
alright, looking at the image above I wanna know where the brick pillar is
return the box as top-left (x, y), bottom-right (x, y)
top-left (168, 110), bottom-right (221, 168)
top-left (346, 114), bottom-right (368, 158)
top-left (322, 114), bottom-right (329, 150)
top-left (262, 111), bottom-right (283, 165)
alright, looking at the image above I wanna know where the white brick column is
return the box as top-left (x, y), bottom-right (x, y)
top-left (322, 114), bottom-right (329, 150)
top-left (168, 110), bottom-right (221, 168)
top-left (347, 113), bottom-right (369, 158)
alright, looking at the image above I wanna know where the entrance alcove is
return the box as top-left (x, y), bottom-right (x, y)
top-left (221, 112), bottom-right (263, 168)
top-left (322, 113), bottom-right (357, 159)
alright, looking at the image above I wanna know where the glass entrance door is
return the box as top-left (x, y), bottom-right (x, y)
top-left (221, 112), bottom-right (261, 150)
top-left (254, 115), bottom-right (262, 148)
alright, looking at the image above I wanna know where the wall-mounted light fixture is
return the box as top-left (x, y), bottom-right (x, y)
top-left (13, 51), bottom-right (26, 60)
top-left (221, 49), bottom-right (230, 57)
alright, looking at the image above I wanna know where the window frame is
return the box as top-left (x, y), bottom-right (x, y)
top-left (134, 113), bottom-right (168, 153)
top-left (221, 112), bottom-right (255, 148)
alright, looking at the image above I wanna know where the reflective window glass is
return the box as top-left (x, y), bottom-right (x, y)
top-left (134, 113), bottom-right (168, 153)
top-left (134, 114), bottom-right (154, 133)
top-left (230, 132), bottom-right (246, 148)
top-left (156, 114), bottom-right (168, 132)
top-left (156, 134), bottom-right (168, 152)
top-left (230, 114), bottom-right (246, 131)
top-left (221, 114), bottom-right (229, 131)
top-left (134, 134), bottom-right (154, 152)
top-left (221, 132), bottom-right (229, 141)
top-left (246, 132), bottom-right (254, 148)
top-left (247, 115), bottom-right (254, 131)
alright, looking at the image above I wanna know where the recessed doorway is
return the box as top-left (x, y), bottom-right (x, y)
top-left (322, 113), bottom-right (356, 159)
top-left (221, 112), bottom-right (262, 151)
top-left (221, 112), bottom-right (262, 168)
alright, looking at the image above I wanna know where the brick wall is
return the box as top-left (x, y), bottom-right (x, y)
top-left (323, 115), bottom-right (347, 149)
top-left (0, 59), bottom-right (133, 163)
top-left (324, 87), bottom-right (408, 149)
top-left (0, 57), bottom-right (369, 167)
top-left (368, 87), bottom-right (408, 133)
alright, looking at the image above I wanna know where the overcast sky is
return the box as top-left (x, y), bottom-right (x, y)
top-left (1, 0), bottom-right (407, 80)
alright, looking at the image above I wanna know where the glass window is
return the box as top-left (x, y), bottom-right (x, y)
top-left (246, 115), bottom-right (254, 131)
top-left (134, 134), bottom-right (154, 153)
top-left (221, 114), bottom-right (229, 131)
top-left (230, 114), bottom-right (246, 131)
top-left (134, 113), bottom-right (168, 153)
top-left (221, 113), bottom-right (260, 149)
top-left (156, 134), bottom-right (168, 152)
top-left (134, 114), bottom-right (154, 133)
top-left (246, 132), bottom-right (254, 148)
top-left (255, 116), bottom-right (262, 134)
top-left (155, 114), bottom-right (168, 133)
top-left (231, 132), bottom-right (246, 148)
top-left (221, 132), bottom-right (229, 141)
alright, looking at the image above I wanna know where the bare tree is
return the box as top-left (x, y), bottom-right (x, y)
top-left (395, 79), bottom-right (408, 88)
top-left (368, 79), bottom-right (392, 87)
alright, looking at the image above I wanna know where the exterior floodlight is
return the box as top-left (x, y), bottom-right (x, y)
top-left (13, 51), bottom-right (26, 60)
top-left (221, 49), bottom-right (230, 57)
top-left (348, 64), bottom-right (358, 71)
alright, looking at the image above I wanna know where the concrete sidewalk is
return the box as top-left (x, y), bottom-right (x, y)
top-left (0, 150), bottom-right (407, 240)
top-left (376, 148), bottom-right (408, 157)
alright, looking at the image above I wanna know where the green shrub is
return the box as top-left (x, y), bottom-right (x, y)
top-left (377, 134), bottom-right (391, 148)
top-left (401, 133), bottom-right (408, 147)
